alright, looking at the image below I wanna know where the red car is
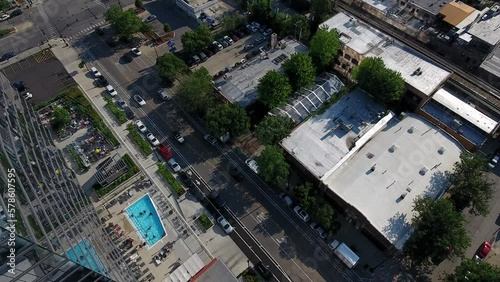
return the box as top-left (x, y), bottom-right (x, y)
top-left (157, 144), bottom-right (173, 160)
top-left (475, 241), bottom-right (492, 260)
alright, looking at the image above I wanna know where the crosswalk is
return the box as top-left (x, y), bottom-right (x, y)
top-left (66, 21), bottom-right (107, 40)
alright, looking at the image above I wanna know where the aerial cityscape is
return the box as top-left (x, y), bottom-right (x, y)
top-left (0, 0), bottom-right (499, 281)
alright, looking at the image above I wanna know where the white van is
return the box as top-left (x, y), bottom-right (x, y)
top-left (329, 240), bottom-right (359, 268)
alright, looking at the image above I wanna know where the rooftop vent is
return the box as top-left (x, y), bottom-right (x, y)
top-left (419, 167), bottom-right (428, 176)
top-left (366, 153), bottom-right (374, 159)
top-left (407, 126), bottom-right (416, 134)
top-left (400, 193), bottom-right (407, 200)
top-left (388, 145), bottom-right (397, 153)
top-left (406, 187), bottom-right (412, 193)
top-left (437, 147), bottom-right (446, 155)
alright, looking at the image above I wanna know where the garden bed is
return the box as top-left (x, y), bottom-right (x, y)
top-left (126, 123), bottom-right (153, 155)
top-left (157, 163), bottom-right (185, 196)
top-left (197, 214), bottom-right (213, 231)
top-left (104, 97), bottom-right (127, 124)
top-left (95, 154), bottom-right (139, 197)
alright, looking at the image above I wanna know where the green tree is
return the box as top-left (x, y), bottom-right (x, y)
top-left (404, 197), bottom-right (470, 269)
top-left (311, 0), bottom-right (332, 25)
top-left (105, 6), bottom-right (147, 40)
top-left (0, 0), bottom-right (10, 11)
top-left (295, 182), bottom-right (315, 210)
top-left (256, 145), bottom-right (290, 186)
top-left (282, 14), bottom-right (310, 41)
top-left (206, 104), bottom-right (250, 139)
top-left (312, 204), bottom-right (334, 230)
top-left (178, 68), bottom-right (216, 115)
top-left (257, 70), bottom-right (292, 109)
top-left (156, 53), bottom-right (188, 84)
top-left (309, 27), bottom-right (340, 71)
top-left (283, 53), bottom-right (316, 92)
top-left (181, 25), bottom-right (214, 54)
top-left (51, 107), bottom-right (71, 130)
top-left (249, 0), bottom-right (272, 23)
top-left (445, 258), bottom-right (500, 281)
top-left (352, 57), bottom-right (406, 104)
top-left (140, 22), bottom-right (153, 35)
top-left (134, 0), bottom-right (143, 8)
top-left (222, 14), bottom-right (247, 32)
top-left (256, 115), bottom-right (295, 145)
top-left (163, 23), bottom-right (172, 33)
top-left (448, 152), bottom-right (493, 216)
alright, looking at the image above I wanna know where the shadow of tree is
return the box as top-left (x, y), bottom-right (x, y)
top-left (424, 170), bottom-right (452, 199)
top-left (382, 212), bottom-right (411, 244)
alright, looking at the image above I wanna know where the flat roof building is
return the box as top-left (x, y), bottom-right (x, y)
top-left (214, 39), bottom-right (308, 108)
top-left (321, 12), bottom-right (451, 98)
top-left (467, 5), bottom-right (500, 47)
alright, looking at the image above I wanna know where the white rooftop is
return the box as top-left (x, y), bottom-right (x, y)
top-left (321, 13), bottom-right (451, 96)
top-left (323, 114), bottom-right (463, 249)
top-left (362, 0), bottom-right (398, 12)
top-left (432, 88), bottom-right (498, 134)
top-left (467, 6), bottom-right (500, 46)
top-left (214, 39), bottom-right (308, 108)
top-left (281, 88), bottom-right (386, 178)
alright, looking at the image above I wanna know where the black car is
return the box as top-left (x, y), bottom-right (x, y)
top-left (235, 30), bottom-right (245, 38)
top-left (208, 44), bottom-right (218, 54)
top-left (243, 26), bottom-right (252, 35)
top-left (204, 49), bottom-right (214, 57)
top-left (229, 165), bottom-right (244, 182)
top-left (122, 53), bottom-right (133, 63)
top-left (10, 9), bottom-right (22, 17)
top-left (12, 81), bottom-right (27, 91)
top-left (1, 52), bottom-right (15, 61)
top-left (124, 107), bottom-right (135, 119)
top-left (97, 76), bottom-right (109, 86)
top-left (255, 262), bottom-right (272, 280)
top-left (179, 171), bottom-right (193, 188)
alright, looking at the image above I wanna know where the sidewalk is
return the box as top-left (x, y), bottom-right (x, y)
top-left (50, 40), bottom-right (249, 277)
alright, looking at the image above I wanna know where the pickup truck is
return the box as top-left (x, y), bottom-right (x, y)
top-left (157, 144), bottom-right (173, 160)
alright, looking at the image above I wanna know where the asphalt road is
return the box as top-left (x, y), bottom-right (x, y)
top-left (70, 33), bottom-right (373, 282)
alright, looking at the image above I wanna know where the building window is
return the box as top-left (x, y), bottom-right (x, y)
top-left (344, 54), bottom-right (351, 61)
top-left (342, 64), bottom-right (348, 70)
top-left (352, 59), bottom-right (358, 65)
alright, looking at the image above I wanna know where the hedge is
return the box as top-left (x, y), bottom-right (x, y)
top-left (198, 213), bottom-right (213, 230)
top-left (126, 123), bottom-right (153, 155)
top-left (104, 97), bottom-right (127, 124)
top-left (157, 163), bottom-right (185, 196)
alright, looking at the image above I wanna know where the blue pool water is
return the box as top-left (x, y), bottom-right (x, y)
top-left (125, 194), bottom-right (166, 247)
top-left (66, 239), bottom-right (107, 275)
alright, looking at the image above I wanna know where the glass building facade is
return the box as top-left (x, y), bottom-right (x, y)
top-left (0, 74), bottom-right (134, 281)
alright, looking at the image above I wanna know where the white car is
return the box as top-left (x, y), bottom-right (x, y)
top-left (106, 85), bottom-right (117, 97)
top-left (223, 35), bottom-right (233, 45)
top-left (0, 14), bottom-right (10, 21)
top-left (144, 15), bottom-right (157, 23)
top-left (90, 67), bottom-right (101, 77)
top-left (245, 158), bottom-right (258, 174)
top-left (489, 155), bottom-right (499, 169)
top-left (158, 90), bottom-right (169, 100)
top-left (116, 97), bottom-right (127, 108)
top-left (217, 216), bottom-right (234, 234)
top-left (131, 47), bottom-right (142, 56)
top-left (146, 133), bottom-right (160, 146)
top-left (251, 22), bottom-right (261, 29)
top-left (174, 132), bottom-right (185, 144)
top-left (213, 41), bottom-right (223, 51)
top-left (135, 120), bottom-right (147, 133)
top-left (167, 158), bottom-right (181, 172)
top-left (293, 206), bottom-right (310, 222)
top-left (134, 95), bottom-right (146, 107)
top-left (23, 92), bottom-right (33, 100)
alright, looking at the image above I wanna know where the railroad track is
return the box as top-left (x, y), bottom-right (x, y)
top-left (334, 1), bottom-right (500, 113)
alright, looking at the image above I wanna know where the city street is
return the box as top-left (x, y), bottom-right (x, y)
top-left (67, 31), bottom-right (373, 282)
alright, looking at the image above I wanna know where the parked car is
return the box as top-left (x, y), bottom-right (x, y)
top-left (254, 36), bottom-right (264, 44)
top-left (198, 52), bottom-right (207, 62)
top-left (254, 262), bottom-right (272, 280)
top-left (135, 120), bottom-right (147, 133)
top-left (10, 9), bottom-right (22, 17)
top-left (134, 95), bottom-right (146, 107)
top-left (243, 26), bottom-right (253, 34)
top-left (263, 28), bottom-right (273, 36)
top-left (12, 81), bottom-right (27, 91)
top-left (192, 54), bottom-right (201, 64)
top-left (179, 170), bottom-right (193, 188)
top-left (475, 241), bottom-right (492, 260)
top-left (219, 39), bottom-right (229, 47)
top-left (116, 97), bottom-right (127, 108)
top-left (124, 106), bottom-right (135, 119)
top-left (157, 143), bottom-right (173, 160)
top-left (279, 193), bottom-right (293, 206)
top-left (293, 206), bottom-right (310, 222)
top-left (158, 89), bottom-right (169, 100)
top-left (144, 15), bottom-right (157, 23)
top-left (329, 240), bottom-right (340, 250)
top-left (106, 85), bottom-right (117, 97)
top-left (489, 155), bottom-right (499, 169)
top-left (217, 216), bottom-right (234, 234)
top-left (90, 67), bottom-right (101, 77)
top-left (229, 164), bottom-right (244, 182)
top-left (223, 35), bottom-right (234, 45)
top-left (231, 34), bottom-right (239, 42)
top-left (167, 158), bottom-right (181, 172)
top-left (251, 22), bottom-right (261, 29)
top-left (122, 52), bottom-right (133, 63)
top-left (247, 24), bottom-right (257, 32)
top-left (131, 47), bottom-right (142, 56)
top-left (146, 133), bottom-right (160, 146)
top-left (309, 222), bottom-right (328, 239)
top-left (235, 30), bottom-right (245, 38)
top-left (244, 44), bottom-right (254, 51)
top-left (208, 44), bottom-right (219, 54)
top-left (97, 76), bottom-right (109, 86)
top-left (0, 14), bottom-right (10, 21)
top-left (245, 158), bottom-right (258, 174)
top-left (204, 134), bottom-right (218, 145)
top-left (203, 49), bottom-right (213, 57)
top-left (174, 131), bottom-right (185, 144)
top-left (213, 41), bottom-right (224, 51)
top-left (22, 92), bottom-right (33, 100)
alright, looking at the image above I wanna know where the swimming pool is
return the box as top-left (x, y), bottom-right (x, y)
top-left (66, 239), bottom-right (107, 275)
top-left (125, 194), bottom-right (166, 247)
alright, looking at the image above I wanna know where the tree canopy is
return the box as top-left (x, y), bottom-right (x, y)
top-left (178, 68), bottom-right (216, 115)
top-left (105, 6), bottom-right (148, 40)
top-left (249, 0), bottom-right (272, 24)
top-left (309, 27), bottom-right (341, 71)
top-left (257, 70), bottom-right (292, 109)
top-left (156, 53), bottom-right (188, 84)
top-left (445, 258), bottom-right (500, 281)
top-left (256, 145), bottom-right (290, 186)
top-left (352, 57), bottom-right (406, 104)
top-left (134, 0), bottom-right (143, 8)
top-left (205, 104), bottom-right (250, 139)
top-left (283, 53), bottom-right (316, 92)
top-left (295, 182), bottom-right (316, 210)
top-left (311, 0), bottom-right (332, 25)
top-left (312, 203), bottom-right (335, 230)
top-left (51, 107), bottom-right (71, 130)
top-left (448, 152), bottom-right (493, 216)
top-left (163, 23), bottom-right (172, 34)
top-left (256, 115), bottom-right (295, 145)
top-left (181, 25), bottom-right (214, 55)
top-left (222, 14), bottom-right (247, 32)
top-left (0, 0), bottom-right (10, 11)
top-left (404, 197), bottom-right (470, 269)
